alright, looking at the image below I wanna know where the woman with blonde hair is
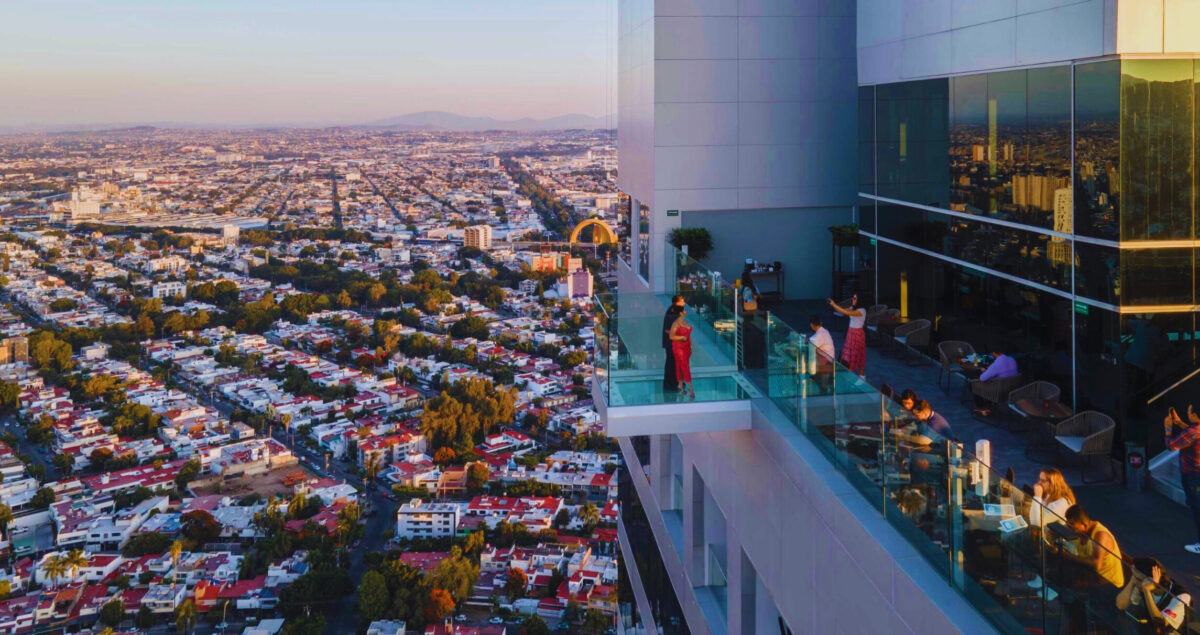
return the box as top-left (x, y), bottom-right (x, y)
top-left (1030, 467), bottom-right (1075, 529)
top-left (1026, 467), bottom-right (1077, 597)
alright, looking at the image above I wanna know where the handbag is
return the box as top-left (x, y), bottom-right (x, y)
top-left (742, 286), bottom-right (758, 313)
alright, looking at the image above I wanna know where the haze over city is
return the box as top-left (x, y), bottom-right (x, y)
top-left (1, 0), bottom-right (615, 128)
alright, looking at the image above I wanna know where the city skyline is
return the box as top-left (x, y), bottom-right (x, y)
top-left (1, 0), bottom-right (616, 127)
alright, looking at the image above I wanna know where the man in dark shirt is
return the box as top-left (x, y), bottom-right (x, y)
top-left (663, 295), bottom-right (685, 392)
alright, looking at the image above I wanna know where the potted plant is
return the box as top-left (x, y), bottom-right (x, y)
top-left (828, 224), bottom-right (860, 247)
top-left (668, 227), bottom-right (713, 261)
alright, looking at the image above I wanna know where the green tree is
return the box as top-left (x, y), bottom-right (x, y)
top-left (174, 458), bottom-right (201, 489)
top-left (580, 608), bottom-right (610, 634)
top-left (0, 504), bottom-right (12, 533)
top-left (0, 382), bottom-right (19, 412)
top-left (358, 570), bottom-right (390, 623)
top-left (580, 502), bottom-right (601, 531)
top-left (30, 487), bottom-right (56, 509)
top-left (466, 462), bottom-right (490, 494)
top-left (429, 546), bottom-right (479, 602)
top-left (524, 615), bottom-right (552, 635)
top-left (135, 605), bottom-right (156, 629)
top-left (99, 599), bottom-right (125, 627)
top-left (174, 599), bottom-right (197, 632)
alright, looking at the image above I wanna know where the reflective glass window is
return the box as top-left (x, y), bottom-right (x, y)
top-left (1120, 59), bottom-right (1195, 241)
top-left (1121, 248), bottom-right (1194, 306)
top-left (1026, 66), bottom-right (1073, 232)
top-left (1074, 241), bottom-right (1120, 305)
top-left (859, 85), bottom-right (875, 195)
top-left (859, 196), bottom-right (876, 234)
top-left (877, 79), bottom-right (949, 208)
top-left (1074, 61), bottom-right (1121, 240)
top-left (637, 201), bottom-right (650, 281)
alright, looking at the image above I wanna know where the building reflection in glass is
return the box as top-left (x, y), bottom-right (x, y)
top-left (950, 67), bottom-right (1071, 230)
top-left (1074, 61), bottom-right (1120, 240)
top-left (863, 59), bottom-right (1200, 454)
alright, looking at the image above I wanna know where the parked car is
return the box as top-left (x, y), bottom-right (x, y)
top-left (489, 617), bottom-right (504, 625)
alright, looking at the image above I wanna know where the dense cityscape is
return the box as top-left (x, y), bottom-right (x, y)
top-left (0, 127), bottom-right (623, 635)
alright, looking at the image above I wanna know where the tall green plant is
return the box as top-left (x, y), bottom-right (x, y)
top-left (669, 227), bottom-right (714, 261)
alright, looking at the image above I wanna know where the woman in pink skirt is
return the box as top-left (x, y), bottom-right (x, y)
top-left (829, 294), bottom-right (866, 377)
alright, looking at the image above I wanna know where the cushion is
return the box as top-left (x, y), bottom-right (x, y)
top-left (1056, 436), bottom-right (1086, 453)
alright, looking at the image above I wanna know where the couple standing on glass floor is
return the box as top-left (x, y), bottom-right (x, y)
top-left (661, 282), bottom-right (868, 398)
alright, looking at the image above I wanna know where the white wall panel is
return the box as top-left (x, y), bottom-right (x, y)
top-left (655, 102), bottom-right (739, 146)
top-left (655, 17), bottom-right (739, 59)
top-left (655, 59), bottom-right (740, 102)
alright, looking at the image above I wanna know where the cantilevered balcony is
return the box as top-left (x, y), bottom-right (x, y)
top-left (593, 288), bottom-right (759, 436)
top-left (593, 244), bottom-right (878, 437)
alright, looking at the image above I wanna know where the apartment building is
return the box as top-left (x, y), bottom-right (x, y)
top-left (395, 499), bottom-right (461, 540)
top-left (464, 224), bottom-right (493, 250)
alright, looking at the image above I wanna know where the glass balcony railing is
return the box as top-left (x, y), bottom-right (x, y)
top-left (767, 347), bottom-right (1197, 634)
top-left (596, 239), bottom-right (1196, 634)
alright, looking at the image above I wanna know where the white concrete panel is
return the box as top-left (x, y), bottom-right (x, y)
top-left (736, 186), bottom-right (809, 208)
top-left (818, 15), bottom-right (857, 58)
top-left (1165, 0), bottom-right (1200, 52)
top-left (738, 16), bottom-right (820, 59)
top-left (655, 102), bottom-right (739, 146)
top-left (1015, 0), bottom-right (1105, 65)
top-left (654, 59), bottom-right (739, 102)
top-left (952, 0), bottom-right (1017, 28)
top-left (737, 101), bottom-right (822, 145)
top-left (1116, 0), bottom-right (1164, 53)
top-left (655, 145), bottom-right (740, 190)
top-left (738, 0), bottom-right (821, 16)
top-left (857, 41), bottom-right (904, 85)
top-left (737, 144), bottom-right (808, 188)
top-left (655, 187), bottom-right (740, 211)
top-left (857, 0), bottom-right (904, 48)
top-left (655, 17), bottom-right (739, 59)
top-left (900, 31), bottom-right (954, 78)
top-left (655, 0), bottom-right (738, 16)
top-left (902, 0), bottom-right (954, 39)
top-left (951, 17), bottom-right (1017, 72)
top-left (738, 59), bottom-right (821, 102)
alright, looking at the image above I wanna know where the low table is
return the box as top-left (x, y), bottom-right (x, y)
top-left (1014, 398), bottom-right (1074, 460)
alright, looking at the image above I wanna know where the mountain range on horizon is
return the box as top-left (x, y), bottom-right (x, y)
top-left (0, 111), bottom-right (613, 134)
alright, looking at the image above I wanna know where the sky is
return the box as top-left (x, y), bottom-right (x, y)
top-left (0, 0), bottom-right (616, 127)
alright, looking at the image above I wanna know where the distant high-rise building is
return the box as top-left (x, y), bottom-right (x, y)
top-left (463, 225), bottom-right (492, 250)
top-left (222, 224), bottom-right (240, 247)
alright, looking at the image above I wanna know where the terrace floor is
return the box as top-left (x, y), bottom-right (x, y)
top-left (764, 298), bottom-right (1200, 587)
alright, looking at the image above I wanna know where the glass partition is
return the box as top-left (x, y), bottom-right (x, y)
top-left (592, 286), bottom-right (750, 408)
top-left (759, 333), bottom-right (1197, 633)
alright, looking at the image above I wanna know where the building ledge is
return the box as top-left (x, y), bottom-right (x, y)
top-left (594, 374), bottom-right (755, 437)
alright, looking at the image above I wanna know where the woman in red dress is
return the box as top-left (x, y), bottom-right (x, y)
top-left (669, 308), bottom-right (695, 398)
top-left (829, 294), bottom-right (867, 377)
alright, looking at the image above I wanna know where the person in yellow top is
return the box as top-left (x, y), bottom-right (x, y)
top-left (1061, 504), bottom-right (1125, 588)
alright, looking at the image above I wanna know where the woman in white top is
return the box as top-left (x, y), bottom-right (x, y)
top-left (1029, 467), bottom-right (1075, 531)
top-left (828, 294), bottom-right (867, 377)
top-left (1026, 468), bottom-right (1076, 596)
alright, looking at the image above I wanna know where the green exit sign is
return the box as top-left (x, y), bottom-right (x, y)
top-left (1074, 301), bottom-right (1089, 315)
top-left (666, 209), bottom-right (679, 217)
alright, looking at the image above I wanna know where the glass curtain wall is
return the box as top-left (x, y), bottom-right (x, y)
top-left (862, 59), bottom-right (1200, 445)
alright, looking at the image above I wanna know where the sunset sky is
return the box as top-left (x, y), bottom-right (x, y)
top-left (0, 0), bottom-right (615, 127)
